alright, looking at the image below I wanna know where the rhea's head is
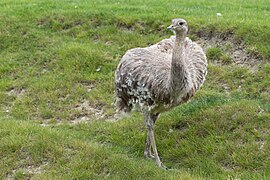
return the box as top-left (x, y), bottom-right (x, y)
top-left (167, 18), bottom-right (188, 35)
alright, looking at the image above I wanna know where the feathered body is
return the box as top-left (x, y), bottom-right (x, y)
top-left (115, 36), bottom-right (207, 114)
top-left (114, 18), bottom-right (207, 169)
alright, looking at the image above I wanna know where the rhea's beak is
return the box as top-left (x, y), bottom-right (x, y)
top-left (167, 25), bottom-right (174, 30)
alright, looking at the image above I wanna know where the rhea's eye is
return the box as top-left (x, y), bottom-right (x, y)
top-left (179, 22), bottom-right (184, 25)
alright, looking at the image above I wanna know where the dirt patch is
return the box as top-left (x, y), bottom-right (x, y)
top-left (193, 31), bottom-right (263, 70)
top-left (70, 98), bottom-right (121, 124)
top-left (70, 82), bottom-right (106, 124)
top-left (6, 88), bottom-right (26, 98)
top-left (71, 100), bottom-right (105, 124)
top-left (69, 81), bottom-right (117, 124)
top-left (25, 161), bottom-right (48, 175)
top-left (6, 161), bottom-right (48, 179)
top-left (77, 80), bottom-right (96, 92)
top-left (4, 88), bottom-right (26, 114)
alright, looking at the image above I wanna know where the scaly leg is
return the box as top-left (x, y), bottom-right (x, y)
top-left (144, 131), bottom-right (155, 159)
top-left (144, 113), bottom-right (159, 159)
top-left (143, 112), bottom-right (154, 159)
top-left (143, 111), bottom-right (167, 169)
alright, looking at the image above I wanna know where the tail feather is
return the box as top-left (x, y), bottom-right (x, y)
top-left (114, 97), bottom-right (131, 113)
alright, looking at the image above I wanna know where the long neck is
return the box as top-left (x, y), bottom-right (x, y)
top-left (169, 33), bottom-right (190, 94)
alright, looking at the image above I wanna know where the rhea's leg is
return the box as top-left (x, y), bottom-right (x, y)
top-left (144, 112), bottom-right (167, 169)
top-left (144, 113), bottom-right (159, 159)
top-left (143, 112), bottom-right (154, 159)
top-left (144, 134), bottom-right (153, 159)
top-left (147, 117), bottom-right (167, 169)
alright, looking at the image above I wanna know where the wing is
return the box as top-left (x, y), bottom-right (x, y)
top-left (183, 37), bottom-right (208, 91)
top-left (114, 37), bottom-right (174, 111)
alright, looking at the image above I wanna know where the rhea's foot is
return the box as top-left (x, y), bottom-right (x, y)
top-left (158, 162), bottom-right (168, 170)
top-left (144, 150), bottom-right (155, 160)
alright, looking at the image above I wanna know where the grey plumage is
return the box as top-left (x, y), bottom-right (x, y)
top-left (114, 18), bottom-right (207, 169)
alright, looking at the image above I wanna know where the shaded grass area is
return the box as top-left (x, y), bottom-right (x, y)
top-left (0, 0), bottom-right (270, 179)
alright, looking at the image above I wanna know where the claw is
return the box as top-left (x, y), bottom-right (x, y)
top-left (159, 162), bottom-right (168, 170)
top-left (144, 151), bottom-right (155, 160)
top-left (145, 151), bottom-right (168, 170)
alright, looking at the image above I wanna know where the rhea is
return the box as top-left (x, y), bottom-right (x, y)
top-left (114, 18), bottom-right (207, 169)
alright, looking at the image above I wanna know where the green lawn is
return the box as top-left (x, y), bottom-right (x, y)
top-left (0, 0), bottom-right (269, 179)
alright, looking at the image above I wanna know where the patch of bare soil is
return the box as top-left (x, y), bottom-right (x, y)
top-left (69, 81), bottom-right (119, 124)
top-left (71, 100), bottom-right (105, 124)
top-left (69, 81), bottom-right (110, 124)
top-left (6, 88), bottom-right (26, 97)
top-left (194, 31), bottom-right (263, 70)
top-left (6, 161), bottom-right (48, 179)
top-left (70, 98), bottom-right (126, 124)
top-left (77, 80), bottom-right (96, 93)
top-left (4, 88), bottom-right (26, 114)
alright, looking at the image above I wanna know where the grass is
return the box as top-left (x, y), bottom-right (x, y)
top-left (206, 47), bottom-right (233, 65)
top-left (0, 0), bottom-right (270, 179)
top-left (0, 119), bottom-right (196, 179)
